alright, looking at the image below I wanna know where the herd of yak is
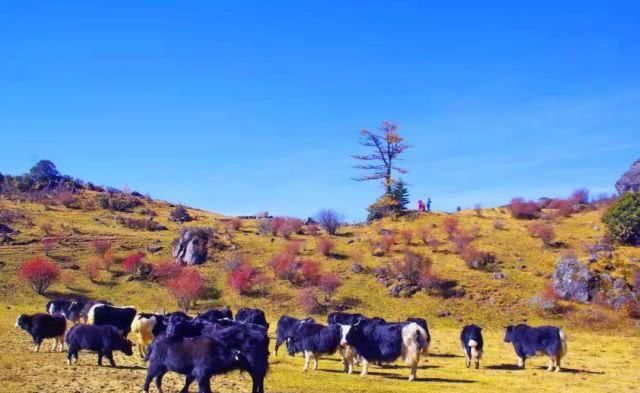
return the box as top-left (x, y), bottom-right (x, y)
top-left (14, 298), bottom-right (569, 393)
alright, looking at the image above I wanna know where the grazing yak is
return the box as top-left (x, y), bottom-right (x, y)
top-left (340, 319), bottom-right (429, 381)
top-left (16, 313), bottom-right (67, 352)
top-left (87, 304), bottom-right (137, 337)
top-left (144, 335), bottom-right (249, 393)
top-left (236, 307), bottom-right (269, 329)
top-left (130, 313), bottom-right (164, 358)
top-left (460, 324), bottom-right (483, 369)
top-left (164, 316), bottom-right (270, 393)
top-left (286, 322), bottom-right (346, 372)
top-left (45, 299), bottom-right (76, 321)
top-left (65, 324), bottom-right (133, 366)
top-left (504, 324), bottom-right (567, 372)
top-left (195, 306), bottom-right (233, 322)
top-left (327, 312), bottom-right (367, 325)
top-left (274, 315), bottom-right (314, 355)
top-left (406, 317), bottom-right (431, 355)
top-left (67, 300), bottom-right (111, 324)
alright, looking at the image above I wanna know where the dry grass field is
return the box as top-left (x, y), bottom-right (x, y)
top-left (1, 192), bottom-right (639, 392)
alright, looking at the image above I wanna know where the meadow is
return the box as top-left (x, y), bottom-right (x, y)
top-left (1, 191), bottom-right (639, 392)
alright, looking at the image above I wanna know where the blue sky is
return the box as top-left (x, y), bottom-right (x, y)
top-left (1, 1), bottom-right (638, 221)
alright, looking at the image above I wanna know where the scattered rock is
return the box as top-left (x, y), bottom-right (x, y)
top-left (492, 272), bottom-right (506, 280)
top-left (173, 227), bottom-right (215, 265)
top-left (553, 255), bottom-right (591, 302)
top-left (61, 262), bottom-right (80, 270)
top-left (351, 263), bottom-right (363, 273)
top-left (437, 310), bottom-right (451, 318)
top-left (592, 225), bottom-right (600, 231)
top-left (147, 244), bottom-right (163, 254)
top-left (615, 158), bottom-right (640, 194)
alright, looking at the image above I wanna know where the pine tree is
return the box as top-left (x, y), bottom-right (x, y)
top-left (391, 179), bottom-right (410, 211)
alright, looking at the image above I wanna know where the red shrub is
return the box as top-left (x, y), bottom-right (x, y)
top-left (451, 230), bottom-right (474, 254)
top-left (269, 252), bottom-right (298, 282)
top-left (284, 240), bottom-right (305, 256)
top-left (56, 191), bottom-right (78, 208)
top-left (228, 263), bottom-right (266, 295)
top-left (151, 260), bottom-right (184, 282)
top-left (442, 217), bottom-right (459, 238)
top-left (548, 199), bottom-right (573, 217)
top-left (392, 250), bottom-right (433, 284)
top-left (42, 236), bottom-right (57, 256)
top-left (85, 259), bottom-right (100, 282)
top-left (227, 218), bottom-right (242, 231)
top-left (59, 270), bottom-right (75, 288)
top-left (380, 234), bottom-right (396, 253)
top-left (19, 256), bottom-right (60, 295)
top-left (300, 259), bottom-right (322, 286)
top-left (461, 245), bottom-right (497, 271)
top-left (271, 217), bottom-right (304, 238)
top-left (398, 229), bottom-right (413, 245)
top-left (99, 251), bottom-right (115, 271)
top-left (165, 268), bottom-right (205, 311)
top-left (123, 252), bottom-right (145, 274)
top-left (298, 288), bottom-right (323, 314)
top-left (540, 281), bottom-right (559, 301)
top-left (318, 273), bottom-right (341, 299)
top-left (528, 222), bottom-right (556, 245)
top-left (570, 188), bottom-right (589, 204)
top-left (510, 198), bottom-right (541, 219)
top-left (306, 224), bottom-right (320, 236)
top-left (492, 219), bottom-right (505, 230)
top-left (317, 238), bottom-right (335, 256)
top-left (93, 239), bottom-right (112, 256)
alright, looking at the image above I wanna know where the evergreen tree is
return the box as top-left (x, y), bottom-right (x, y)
top-left (391, 179), bottom-right (410, 211)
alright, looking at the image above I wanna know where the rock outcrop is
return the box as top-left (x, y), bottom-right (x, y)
top-left (173, 227), bottom-right (214, 265)
top-left (615, 159), bottom-right (640, 194)
top-left (553, 255), bottom-right (591, 302)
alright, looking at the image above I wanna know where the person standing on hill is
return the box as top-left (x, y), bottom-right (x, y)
top-left (418, 200), bottom-right (425, 212)
top-left (426, 197), bottom-right (432, 212)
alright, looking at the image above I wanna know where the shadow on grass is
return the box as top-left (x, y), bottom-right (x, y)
top-left (429, 352), bottom-right (463, 358)
top-left (535, 366), bottom-right (604, 375)
top-left (485, 363), bottom-right (522, 371)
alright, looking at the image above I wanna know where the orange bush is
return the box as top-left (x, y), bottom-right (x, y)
top-left (442, 216), bottom-right (459, 238)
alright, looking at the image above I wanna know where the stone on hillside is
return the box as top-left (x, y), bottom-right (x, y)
top-left (351, 263), bottom-right (363, 273)
top-left (147, 244), bottom-right (163, 254)
top-left (552, 255), bottom-right (591, 302)
top-left (61, 262), bottom-right (80, 270)
top-left (615, 159), bottom-right (640, 194)
top-left (173, 227), bottom-right (214, 265)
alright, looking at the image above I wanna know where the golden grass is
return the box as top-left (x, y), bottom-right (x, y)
top-left (1, 193), bottom-right (639, 392)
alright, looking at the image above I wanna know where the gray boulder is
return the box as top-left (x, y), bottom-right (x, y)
top-left (615, 159), bottom-right (640, 194)
top-left (172, 227), bottom-right (214, 265)
top-left (553, 255), bottom-right (591, 302)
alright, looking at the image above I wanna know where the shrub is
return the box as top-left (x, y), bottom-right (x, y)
top-left (528, 222), bottom-right (556, 245)
top-left (366, 194), bottom-right (399, 221)
top-left (461, 245), bottom-right (497, 271)
top-left (42, 236), bottom-right (57, 256)
top-left (165, 268), bottom-right (205, 311)
top-left (115, 215), bottom-right (167, 231)
top-left (284, 240), bottom-right (305, 256)
top-left (510, 197), bottom-right (541, 219)
top-left (317, 238), bottom-right (335, 256)
top-left (380, 234), bottom-right (396, 253)
top-left (122, 252), bottom-right (145, 274)
top-left (474, 204), bottom-right (482, 217)
top-left (451, 230), bottom-right (474, 254)
top-left (97, 193), bottom-right (142, 212)
top-left (442, 216), bottom-right (459, 238)
top-left (85, 259), bottom-right (100, 282)
top-left (570, 188), bottom-right (589, 204)
top-left (257, 218), bottom-right (273, 235)
top-left (305, 224), bottom-right (320, 236)
top-left (602, 192), bottom-right (640, 245)
top-left (227, 218), bottom-right (242, 231)
top-left (169, 205), bottom-right (192, 223)
top-left (99, 251), bottom-right (115, 272)
top-left (391, 250), bottom-right (433, 284)
top-left (19, 256), bottom-right (60, 295)
top-left (41, 222), bottom-right (54, 235)
top-left (318, 273), bottom-right (341, 300)
top-left (492, 219), bottom-right (505, 230)
top-left (269, 252), bottom-right (298, 282)
top-left (138, 207), bottom-right (157, 217)
top-left (151, 260), bottom-right (183, 282)
top-left (416, 227), bottom-right (439, 248)
top-left (224, 252), bottom-right (246, 272)
top-left (228, 263), bottom-right (266, 295)
top-left (278, 218), bottom-right (304, 238)
top-left (316, 209), bottom-right (343, 235)
top-left (548, 199), bottom-right (574, 217)
top-left (298, 288), bottom-right (323, 314)
top-left (56, 191), bottom-right (79, 209)
top-left (398, 229), bottom-right (413, 245)
top-left (93, 239), bottom-right (112, 256)
top-left (299, 259), bottom-right (322, 286)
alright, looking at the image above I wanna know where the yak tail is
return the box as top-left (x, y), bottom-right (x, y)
top-left (468, 339), bottom-right (479, 359)
top-left (402, 323), bottom-right (428, 365)
top-left (558, 328), bottom-right (568, 359)
top-left (86, 304), bottom-right (100, 325)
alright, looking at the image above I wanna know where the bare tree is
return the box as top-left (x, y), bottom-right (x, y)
top-left (352, 121), bottom-right (410, 194)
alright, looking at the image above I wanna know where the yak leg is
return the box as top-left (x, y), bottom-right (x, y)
top-left (360, 358), bottom-right (369, 376)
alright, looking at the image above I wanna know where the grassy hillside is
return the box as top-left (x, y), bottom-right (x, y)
top-left (1, 191), bottom-right (639, 393)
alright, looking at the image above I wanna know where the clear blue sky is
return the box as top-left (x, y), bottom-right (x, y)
top-left (1, 1), bottom-right (639, 221)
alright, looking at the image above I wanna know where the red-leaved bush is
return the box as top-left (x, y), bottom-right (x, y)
top-left (510, 198), bottom-right (541, 219)
top-left (461, 245), bottom-right (497, 271)
top-left (227, 218), bottom-right (242, 231)
top-left (271, 217), bottom-right (304, 238)
top-left (570, 188), bottom-right (589, 205)
top-left (298, 288), bottom-right (323, 314)
top-left (19, 257), bottom-right (60, 295)
top-left (284, 240), bottom-right (305, 256)
top-left (380, 234), bottom-right (396, 253)
top-left (300, 259), bottom-right (322, 286)
top-left (451, 230), bottom-right (474, 254)
top-left (442, 216), bottom-right (459, 238)
top-left (123, 252), bottom-right (145, 274)
top-left (528, 222), bottom-right (556, 245)
top-left (317, 238), bottom-right (335, 256)
top-left (548, 199), bottom-right (574, 217)
top-left (318, 273), bottom-right (341, 299)
top-left (399, 229), bottom-right (413, 245)
top-left (93, 239), bottom-right (112, 256)
top-left (269, 252), bottom-right (298, 282)
top-left (151, 260), bottom-right (184, 282)
top-left (305, 224), bottom-right (320, 236)
top-left (228, 263), bottom-right (266, 295)
top-left (99, 251), bottom-right (114, 272)
top-left (85, 259), bottom-right (100, 282)
top-left (165, 268), bottom-right (205, 311)
top-left (391, 250), bottom-right (433, 284)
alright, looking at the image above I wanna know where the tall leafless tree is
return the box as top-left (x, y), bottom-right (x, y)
top-left (352, 121), bottom-right (410, 194)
